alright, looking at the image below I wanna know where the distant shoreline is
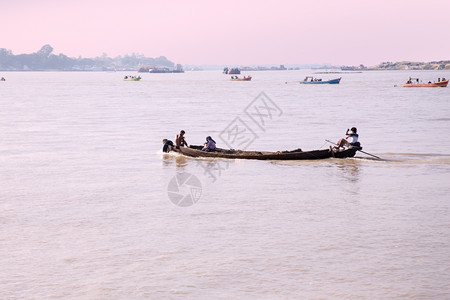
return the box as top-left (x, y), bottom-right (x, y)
top-left (2, 68), bottom-right (450, 73)
top-left (346, 61), bottom-right (450, 71)
top-left (2, 45), bottom-right (449, 72)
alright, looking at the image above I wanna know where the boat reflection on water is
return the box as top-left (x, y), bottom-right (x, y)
top-left (337, 160), bottom-right (360, 182)
top-left (162, 153), bottom-right (188, 170)
top-left (336, 159), bottom-right (361, 198)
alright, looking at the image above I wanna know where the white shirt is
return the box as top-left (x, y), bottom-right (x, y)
top-left (347, 133), bottom-right (359, 144)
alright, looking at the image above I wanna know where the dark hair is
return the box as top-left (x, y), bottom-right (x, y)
top-left (180, 130), bottom-right (185, 134)
top-left (351, 127), bottom-right (357, 133)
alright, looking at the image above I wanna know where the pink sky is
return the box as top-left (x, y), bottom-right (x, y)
top-left (2, 0), bottom-right (449, 66)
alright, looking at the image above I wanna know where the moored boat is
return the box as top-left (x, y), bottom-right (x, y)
top-left (300, 76), bottom-right (341, 84)
top-left (230, 76), bottom-right (252, 81)
top-left (167, 145), bottom-right (358, 160)
top-left (403, 77), bottom-right (448, 87)
top-left (124, 76), bottom-right (141, 81)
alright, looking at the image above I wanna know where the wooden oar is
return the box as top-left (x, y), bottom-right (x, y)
top-left (325, 139), bottom-right (381, 160)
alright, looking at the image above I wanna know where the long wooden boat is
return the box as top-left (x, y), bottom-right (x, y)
top-left (299, 77), bottom-right (341, 84)
top-left (403, 80), bottom-right (448, 87)
top-left (167, 145), bottom-right (357, 160)
top-left (230, 76), bottom-right (252, 81)
top-left (124, 76), bottom-right (141, 81)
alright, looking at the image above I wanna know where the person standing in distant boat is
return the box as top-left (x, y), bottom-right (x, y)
top-left (175, 130), bottom-right (188, 148)
top-left (335, 127), bottom-right (359, 149)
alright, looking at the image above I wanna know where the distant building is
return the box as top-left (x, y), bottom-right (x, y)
top-left (341, 66), bottom-right (356, 71)
top-left (138, 64), bottom-right (184, 73)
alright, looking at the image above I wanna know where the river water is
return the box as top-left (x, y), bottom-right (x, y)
top-left (1, 70), bottom-right (449, 299)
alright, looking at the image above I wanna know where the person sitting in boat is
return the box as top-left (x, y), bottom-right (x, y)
top-left (335, 127), bottom-right (359, 149)
top-left (162, 139), bottom-right (174, 153)
top-left (124, 76), bottom-right (128, 79)
top-left (442, 77), bottom-right (446, 81)
top-left (175, 130), bottom-right (188, 148)
top-left (202, 136), bottom-right (216, 152)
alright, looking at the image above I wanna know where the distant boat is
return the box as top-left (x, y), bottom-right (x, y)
top-left (299, 76), bottom-right (341, 84)
top-left (124, 76), bottom-right (141, 81)
top-left (230, 76), bottom-right (252, 81)
top-left (403, 77), bottom-right (448, 87)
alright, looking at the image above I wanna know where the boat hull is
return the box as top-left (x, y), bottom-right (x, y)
top-left (403, 80), bottom-right (448, 87)
top-left (168, 145), bottom-right (357, 160)
top-left (230, 77), bottom-right (252, 81)
top-left (299, 77), bottom-right (341, 84)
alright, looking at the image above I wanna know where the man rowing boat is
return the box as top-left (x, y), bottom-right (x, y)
top-left (175, 130), bottom-right (188, 148)
top-left (335, 127), bottom-right (359, 149)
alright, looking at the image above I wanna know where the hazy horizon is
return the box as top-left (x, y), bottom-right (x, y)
top-left (2, 0), bottom-right (449, 66)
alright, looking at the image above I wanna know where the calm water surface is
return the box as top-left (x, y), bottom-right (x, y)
top-left (1, 70), bottom-right (449, 299)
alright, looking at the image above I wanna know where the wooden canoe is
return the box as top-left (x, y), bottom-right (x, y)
top-left (403, 80), bottom-right (448, 87)
top-left (168, 145), bottom-right (357, 160)
top-left (299, 77), bottom-right (341, 84)
top-left (230, 76), bottom-right (252, 81)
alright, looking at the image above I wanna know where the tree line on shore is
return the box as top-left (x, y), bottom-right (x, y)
top-left (373, 61), bottom-right (450, 70)
top-left (0, 44), bottom-right (174, 71)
